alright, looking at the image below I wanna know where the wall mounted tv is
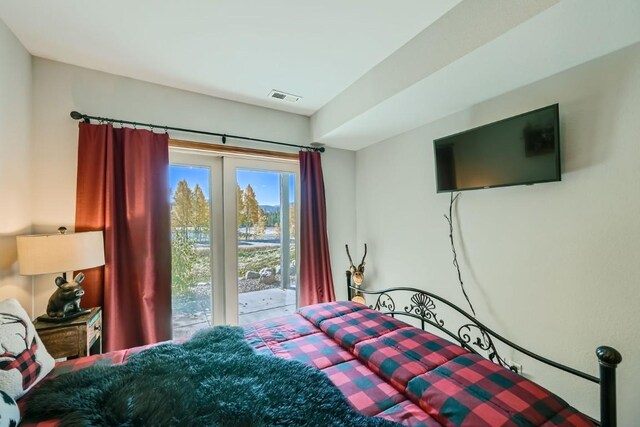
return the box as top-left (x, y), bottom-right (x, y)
top-left (434, 104), bottom-right (560, 192)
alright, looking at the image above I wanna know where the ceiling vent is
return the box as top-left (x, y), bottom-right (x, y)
top-left (268, 89), bottom-right (302, 103)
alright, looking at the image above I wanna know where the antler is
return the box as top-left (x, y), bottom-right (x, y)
top-left (345, 244), bottom-right (356, 269)
top-left (0, 313), bottom-right (28, 351)
top-left (0, 312), bottom-right (42, 390)
top-left (358, 244), bottom-right (368, 271)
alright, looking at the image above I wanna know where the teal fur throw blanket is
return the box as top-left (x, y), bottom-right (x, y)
top-left (25, 326), bottom-right (401, 427)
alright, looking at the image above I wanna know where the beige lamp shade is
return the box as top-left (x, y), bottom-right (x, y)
top-left (16, 231), bottom-right (105, 276)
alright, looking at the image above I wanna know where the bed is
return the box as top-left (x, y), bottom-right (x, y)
top-left (16, 284), bottom-right (621, 426)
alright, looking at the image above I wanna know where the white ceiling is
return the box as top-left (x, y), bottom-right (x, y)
top-left (1, 0), bottom-right (639, 150)
top-left (312, 0), bottom-right (640, 149)
top-left (0, 0), bottom-right (460, 116)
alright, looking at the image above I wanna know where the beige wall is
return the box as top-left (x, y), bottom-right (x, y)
top-left (0, 19), bottom-right (32, 314)
top-left (321, 146), bottom-right (356, 301)
top-left (355, 42), bottom-right (640, 424)
top-left (30, 58), bottom-right (356, 315)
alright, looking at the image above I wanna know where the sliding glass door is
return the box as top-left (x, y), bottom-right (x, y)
top-left (169, 153), bottom-right (224, 339)
top-left (223, 158), bottom-right (299, 325)
top-left (169, 151), bottom-right (298, 337)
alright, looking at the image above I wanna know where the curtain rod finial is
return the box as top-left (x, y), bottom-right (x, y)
top-left (310, 142), bottom-right (325, 153)
top-left (70, 111), bottom-right (83, 120)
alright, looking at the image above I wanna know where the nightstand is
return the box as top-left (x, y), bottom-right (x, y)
top-left (33, 307), bottom-right (102, 359)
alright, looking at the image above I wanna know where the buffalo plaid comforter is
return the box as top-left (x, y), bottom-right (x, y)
top-left (20, 301), bottom-right (593, 426)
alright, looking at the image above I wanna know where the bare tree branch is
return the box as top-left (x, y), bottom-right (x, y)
top-left (444, 192), bottom-right (477, 317)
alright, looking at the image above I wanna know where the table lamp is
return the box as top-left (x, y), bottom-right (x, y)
top-left (16, 227), bottom-right (105, 322)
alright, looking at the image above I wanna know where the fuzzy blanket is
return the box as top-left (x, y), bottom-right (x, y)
top-left (25, 326), bottom-right (401, 427)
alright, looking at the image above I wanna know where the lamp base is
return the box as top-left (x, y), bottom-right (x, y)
top-left (37, 309), bottom-right (91, 323)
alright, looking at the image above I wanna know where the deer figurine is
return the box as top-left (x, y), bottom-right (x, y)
top-left (345, 244), bottom-right (367, 286)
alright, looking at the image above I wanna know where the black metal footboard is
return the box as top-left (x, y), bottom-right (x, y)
top-left (346, 272), bottom-right (622, 427)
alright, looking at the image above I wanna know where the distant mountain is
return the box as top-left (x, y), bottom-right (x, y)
top-left (260, 205), bottom-right (280, 213)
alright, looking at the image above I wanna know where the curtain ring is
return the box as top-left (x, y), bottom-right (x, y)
top-left (164, 126), bottom-right (168, 134)
top-left (133, 122), bottom-right (137, 129)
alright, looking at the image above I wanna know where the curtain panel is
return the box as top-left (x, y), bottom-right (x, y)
top-left (298, 151), bottom-right (335, 306)
top-left (75, 123), bottom-right (171, 352)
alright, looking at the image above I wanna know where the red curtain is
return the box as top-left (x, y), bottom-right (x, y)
top-left (75, 123), bottom-right (171, 351)
top-left (298, 151), bottom-right (335, 306)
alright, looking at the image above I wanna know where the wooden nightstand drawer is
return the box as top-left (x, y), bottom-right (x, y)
top-left (34, 307), bottom-right (103, 360)
top-left (88, 314), bottom-right (102, 348)
top-left (37, 326), bottom-right (79, 359)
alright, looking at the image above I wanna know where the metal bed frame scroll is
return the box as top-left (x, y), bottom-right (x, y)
top-left (346, 272), bottom-right (622, 427)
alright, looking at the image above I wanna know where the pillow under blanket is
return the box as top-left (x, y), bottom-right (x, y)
top-left (25, 326), bottom-right (402, 427)
top-left (0, 298), bottom-right (55, 400)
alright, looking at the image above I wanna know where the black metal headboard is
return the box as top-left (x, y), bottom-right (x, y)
top-left (346, 271), bottom-right (622, 427)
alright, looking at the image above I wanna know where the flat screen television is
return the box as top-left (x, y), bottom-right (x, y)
top-left (434, 104), bottom-right (560, 192)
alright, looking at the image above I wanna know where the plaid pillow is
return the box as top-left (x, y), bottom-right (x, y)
top-left (406, 353), bottom-right (594, 426)
top-left (354, 327), bottom-right (468, 392)
top-left (0, 299), bottom-right (55, 400)
top-left (298, 300), bottom-right (366, 325)
top-left (243, 313), bottom-right (320, 350)
top-left (316, 308), bottom-right (408, 351)
top-left (266, 331), bottom-right (355, 369)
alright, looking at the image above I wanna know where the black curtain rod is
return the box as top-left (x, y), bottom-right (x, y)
top-left (69, 111), bottom-right (324, 152)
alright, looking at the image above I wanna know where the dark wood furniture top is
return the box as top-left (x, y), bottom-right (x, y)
top-left (34, 307), bottom-right (102, 360)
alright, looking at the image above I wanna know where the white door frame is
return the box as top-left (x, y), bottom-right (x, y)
top-left (170, 149), bottom-right (299, 326)
top-left (223, 157), bottom-right (300, 325)
top-left (169, 151), bottom-right (226, 325)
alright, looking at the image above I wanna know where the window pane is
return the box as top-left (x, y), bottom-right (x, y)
top-left (236, 169), bottom-right (297, 325)
top-left (169, 165), bottom-right (213, 339)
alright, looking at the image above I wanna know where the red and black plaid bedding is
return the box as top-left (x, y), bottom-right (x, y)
top-left (19, 301), bottom-right (593, 426)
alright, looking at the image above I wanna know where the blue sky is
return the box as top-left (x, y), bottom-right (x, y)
top-left (169, 165), bottom-right (294, 205)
